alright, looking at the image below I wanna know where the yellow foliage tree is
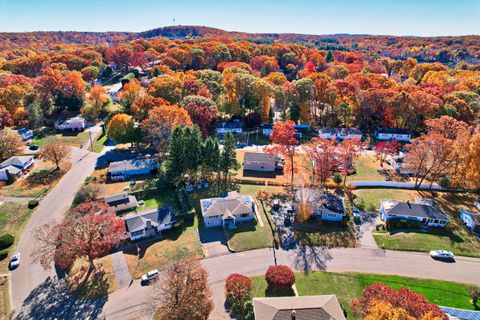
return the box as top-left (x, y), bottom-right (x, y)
top-left (364, 301), bottom-right (414, 320)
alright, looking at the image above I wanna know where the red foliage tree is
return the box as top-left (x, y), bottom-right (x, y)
top-left (351, 282), bottom-right (447, 320)
top-left (265, 265), bottom-right (295, 291)
top-left (185, 101), bottom-right (218, 138)
top-left (374, 140), bottom-right (401, 167)
top-left (225, 273), bottom-right (253, 305)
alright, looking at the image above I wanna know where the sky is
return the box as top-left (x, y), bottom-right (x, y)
top-left (0, 0), bottom-right (479, 36)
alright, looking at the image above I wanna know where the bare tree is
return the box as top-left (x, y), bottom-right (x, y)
top-left (38, 139), bottom-right (70, 170)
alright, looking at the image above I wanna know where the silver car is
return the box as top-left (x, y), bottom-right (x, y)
top-left (429, 250), bottom-right (454, 261)
top-left (9, 252), bottom-right (20, 269)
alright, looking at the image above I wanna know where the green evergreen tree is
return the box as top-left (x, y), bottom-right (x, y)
top-left (183, 126), bottom-right (203, 181)
top-left (166, 126), bottom-right (186, 184)
top-left (220, 132), bottom-right (240, 192)
top-left (202, 137), bottom-right (221, 182)
top-left (326, 50), bottom-right (334, 63)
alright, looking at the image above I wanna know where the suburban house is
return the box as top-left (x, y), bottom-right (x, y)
top-left (201, 191), bottom-right (256, 229)
top-left (243, 152), bottom-right (283, 172)
top-left (105, 193), bottom-right (138, 212)
top-left (460, 210), bottom-right (480, 234)
top-left (123, 207), bottom-right (175, 241)
top-left (262, 123), bottom-right (310, 139)
top-left (386, 153), bottom-right (414, 176)
top-left (253, 295), bottom-right (346, 320)
top-left (380, 199), bottom-right (449, 227)
top-left (54, 117), bottom-right (85, 131)
top-left (108, 158), bottom-right (158, 181)
top-left (16, 127), bottom-right (34, 141)
top-left (0, 155), bottom-right (34, 181)
top-left (296, 189), bottom-right (346, 222)
top-left (217, 119), bottom-right (243, 135)
top-left (107, 82), bottom-right (123, 101)
top-left (318, 127), bottom-right (362, 140)
top-left (375, 127), bottom-right (411, 142)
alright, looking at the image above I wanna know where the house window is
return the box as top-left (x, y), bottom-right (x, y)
top-left (210, 215), bottom-right (219, 219)
top-left (240, 213), bottom-right (249, 218)
top-left (434, 219), bottom-right (439, 224)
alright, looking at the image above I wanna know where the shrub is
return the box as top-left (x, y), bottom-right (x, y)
top-left (225, 274), bottom-right (253, 318)
top-left (351, 282), bottom-right (447, 320)
top-left (0, 249), bottom-right (8, 261)
top-left (470, 287), bottom-right (479, 306)
top-left (28, 199), bottom-right (39, 209)
top-left (333, 172), bottom-right (343, 184)
top-left (265, 265), bottom-right (295, 291)
top-left (0, 234), bottom-right (15, 250)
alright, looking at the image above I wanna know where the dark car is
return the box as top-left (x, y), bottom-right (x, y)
top-left (28, 144), bottom-right (39, 151)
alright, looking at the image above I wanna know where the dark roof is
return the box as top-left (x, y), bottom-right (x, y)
top-left (318, 127), bottom-right (362, 135)
top-left (219, 120), bottom-right (242, 129)
top-left (123, 207), bottom-right (175, 233)
top-left (319, 193), bottom-right (345, 214)
top-left (383, 201), bottom-right (448, 221)
top-left (244, 152), bottom-right (278, 163)
top-left (376, 127), bottom-right (410, 135)
top-left (0, 156), bottom-right (33, 169)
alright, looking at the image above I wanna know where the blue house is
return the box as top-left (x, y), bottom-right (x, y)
top-left (380, 199), bottom-right (449, 227)
top-left (17, 128), bottom-right (33, 141)
top-left (460, 210), bottom-right (480, 234)
top-left (296, 189), bottom-right (345, 222)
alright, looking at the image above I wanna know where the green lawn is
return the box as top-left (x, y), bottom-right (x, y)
top-left (347, 155), bottom-right (384, 183)
top-left (135, 188), bottom-right (181, 213)
top-left (250, 276), bottom-right (296, 298)
top-left (351, 188), bottom-right (417, 211)
top-left (238, 184), bottom-right (285, 196)
top-left (32, 130), bottom-right (91, 147)
top-left (93, 134), bottom-right (108, 153)
top-left (251, 271), bottom-right (477, 319)
top-left (227, 197), bottom-right (274, 252)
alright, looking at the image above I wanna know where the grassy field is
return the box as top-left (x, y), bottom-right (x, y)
top-left (238, 184), bottom-right (286, 196)
top-left (251, 271), bottom-right (477, 319)
top-left (227, 196), bottom-right (274, 252)
top-left (32, 130), bottom-right (91, 148)
top-left (93, 134), bottom-right (108, 153)
top-left (347, 155), bottom-right (385, 183)
top-left (66, 255), bottom-right (116, 299)
top-left (123, 221), bottom-right (203, 279)
top-left (351, 188), bottom-right (418, 211)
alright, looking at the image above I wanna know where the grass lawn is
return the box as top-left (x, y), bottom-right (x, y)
top-left (295, 219), bottom-right (357, 248)
top-left (250, 276), bottom-right (296, 298)
top-left (123, 221), bottom-right (203, 279)
top-left (227, 196), bottom-right (274, 252)
top-left (93, 134), bottom-right (108, 153)
top-left (66, 255), bottom-right (116, 299)
top-left (351, 188), bottom-right (417, 211)
top-left (0, 203), bottom-right (33, 273)
top-left (293, 271), bottom-right (478, 318)
top-left (137, 188), bottom-right (181, 212)
top-left (238, 184), bottom-right (285, 196)
top-left (0, 276), bottom-right (10, 319)
top-left (32, 130), bottom-right (91, 148)
top-left (347, 155), bottom-right (385, 183)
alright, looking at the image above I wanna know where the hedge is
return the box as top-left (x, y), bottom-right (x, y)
top-left (28, 199), bottom-right (39, 209)
top-left (0, 234), bottom-right (15, 250)
top-left (0, 249), bottom-right (9, 261)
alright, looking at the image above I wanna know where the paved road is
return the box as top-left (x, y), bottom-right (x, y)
top-left (10, 147), bottom-right (101, 316)
top-left (350, 180), bottom-right (444, 190)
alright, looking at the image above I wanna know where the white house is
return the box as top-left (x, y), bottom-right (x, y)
top-left (380, 199), bottom-right (449, 227)
top-left (105, 193), bottom-right (138, 212)
top-left (201, 191), bottom-right (256, 229)
top-left (108, 158), bottom-right (158, 181)
top-left (123, 207), bottom-right (175, 241)
top-left (217, 120), bottom-right (243, 135)
top-left (296, 189), bottom-right (346, 222)
top-left (107, 82), bottom-right (123, 101)
top-left (318, 127), bottom-right (362, 140)
top-left (0, 155), bottom-right (34, 181)
top-left (54, 117), bottom-right (85, 131)
top-left (243, 152), bottom-right (283, 172)
top-left (375, 128), bottom-right (411, 142)
top-left (16, 128), bottom-right (34, 141)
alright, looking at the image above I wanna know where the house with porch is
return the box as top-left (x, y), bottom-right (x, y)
top-left (105, 193), bottom-right (138, 212)
top-left (123, 207), bottom-right (175, 241)
top-left (201, 191), bottom-right (256, 229)
top-left (0, 155), bottom-right (34, 181)
top-left (253, 295), bottom-right (346, 320)
top-left (380, 199), bottom-right (449, 228)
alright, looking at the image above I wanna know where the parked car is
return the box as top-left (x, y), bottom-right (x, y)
top-left (141, 269), bottom-right (160, 283)
top-left (9, 252), bottom-right (20, 269)
top-left (28, 144), bottom-right (39, 151)
top-left (429, 250), bottom-right (454, 261)
top-left (352, 208), bottom-right (362, 225)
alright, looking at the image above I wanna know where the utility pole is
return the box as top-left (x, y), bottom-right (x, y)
top-left (88, 130), bottom-right (94, 152)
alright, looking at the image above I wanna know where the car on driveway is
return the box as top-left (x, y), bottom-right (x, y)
top-left (430, 250), bottom-right (454, 261)
top-left (9, 252), bottom-right (20, 269)
top-left (352, 207), bottom-right (362, 224)
top-left (141, 269), bottom-right (160, 284)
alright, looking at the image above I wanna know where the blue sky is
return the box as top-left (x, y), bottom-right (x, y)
top-left (0, 0), bottom-right (478, 36)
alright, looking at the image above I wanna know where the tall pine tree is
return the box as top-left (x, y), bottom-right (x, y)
top-left (166, 126), bottom-right (186, 184)
top-left (220, 132), bottom-right (240, 192)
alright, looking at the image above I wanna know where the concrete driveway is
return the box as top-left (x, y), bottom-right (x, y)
top-left (198, 226), bottom-right (230, 258)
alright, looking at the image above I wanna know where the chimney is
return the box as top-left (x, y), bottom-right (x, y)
top-left (291, 310), bottom-right (296, 320)
top-left (146, 219), bottom-right (152, 229)
top-left (407, 200), bottom-right (411, 208)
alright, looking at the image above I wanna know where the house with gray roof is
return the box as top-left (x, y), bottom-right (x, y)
top-left (105, 193), bottom-right (137, 212)
top-left (201, 191), bottom-right (256, 229)
top-left (108, 158), bottom-right (158, 181)
top-left (318, 127), bottom-right (362, 140)
top-left (0, 155), bottom-right (34, 181)
top-left (253, 295), bottom-right (346, 320)
top-left (123, 207), bottom-right (175, 241)
top-left (296, 189), bottom-right (346, 222)
top-left (381, 199), bottom-right (449, 227)
top-left (243, 152), bottom-right (283, 172)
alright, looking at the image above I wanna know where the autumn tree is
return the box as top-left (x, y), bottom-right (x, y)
top-left (0, 128), bottom-right (23, 160)
top-left (374, 140), bottom-right (401, 167)
top-left (141, 104), bottom-right (192, 152)
top-left (339, 137), bottom-right (363, 185)
top-left (265, 265), bottom-right (295, 292)
top-left (33, 202), bottom-right (125, 281)
top-left (225, 274), bottom-right (254, 318)
top-left (38, 140), bottom-right (70, 170)
top-left (220, 132), bottom-right (240, 191)
top-left (131, 94), bottom-right (168, 121)
top-left (255, 78), bottom-right (274, 123)
top-left (118, 78), bottom-right (145, 110)
top-left (106, 45), bottom-right (134, 71)
top-left (153, 259), bottom-right (213, 320)
top-left (266, 121), bottom-right (298, 190)
top-left (148, 75), bottom-right (183, 104)
top-left (182, 98), bottom-right (218, 138)
top-left (107, 113), bottom-right (137, 144)
top-left (83, 84), bottom-right (109, 117)
top-left (304, 137), bottom-right (339, 189)
top-left (364, 301), bottom-right (414, 320)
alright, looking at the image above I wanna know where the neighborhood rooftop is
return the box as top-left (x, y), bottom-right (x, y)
top-left (381, 200), bottom-right (448, 221)
top-left (105, 193), bottom-right (135, 207)
top-left (244, 152), bottom-right (278, 163)
top-left (253, 295), bottom-right (346, 320)
top-left (0, 156), bottom-right (34, 169)
top-left (318, 127), bottom-right (362, 135)
top-left (201, 192), bottom-right (254, 217)
top-left (376, 127), bottom-right (410, 134)
top-left (123, 207), bottom-right (175, 234)
top-left (108, 158), bottom-right (158, 172)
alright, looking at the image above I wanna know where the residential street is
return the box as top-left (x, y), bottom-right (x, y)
top-left (10, 147), bottom-right (101, 317)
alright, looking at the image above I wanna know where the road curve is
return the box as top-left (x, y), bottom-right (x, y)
top-left (10, 147), bottom-right (100, 313)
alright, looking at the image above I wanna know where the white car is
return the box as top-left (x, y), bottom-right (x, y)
top-left (429, 250), bottom-right (454, 260)
top-left (9, 252), bottom-right (20, 269)
top-left (141, 269), bottom-right (160, 282)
